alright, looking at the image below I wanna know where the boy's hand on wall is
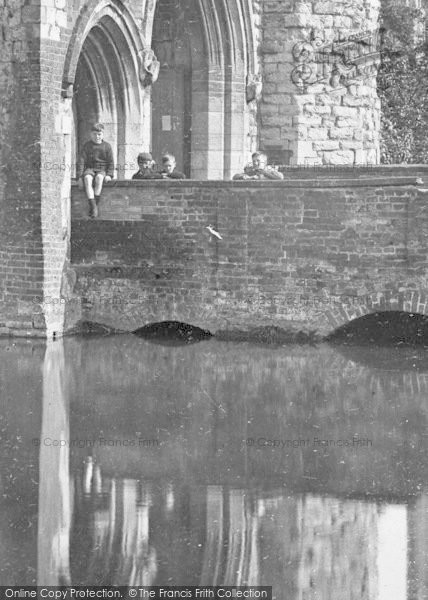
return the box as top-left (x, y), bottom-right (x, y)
top-left (104, 176), bottom-right (112, 183)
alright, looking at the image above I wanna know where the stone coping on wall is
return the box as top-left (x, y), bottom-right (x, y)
top-left (71, 173), bottom-right (424, 190)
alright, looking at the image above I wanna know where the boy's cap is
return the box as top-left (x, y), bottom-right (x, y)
top-left (138, 152), bottom-right (153, 162)
top-left (91, 123), bottom-right (104, 132)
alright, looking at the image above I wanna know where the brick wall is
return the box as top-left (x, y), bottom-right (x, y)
top-left (0, 0), bottom-right (45, 336)
top-left (68, 172), bottom-right (428, 337)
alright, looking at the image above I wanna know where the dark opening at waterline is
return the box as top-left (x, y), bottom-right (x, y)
top-left (132, 321), bottom-right (212, 344)
top-left (327, 311), bottom-right (428, 346)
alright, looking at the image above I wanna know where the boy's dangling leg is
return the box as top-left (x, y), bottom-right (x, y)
top-left (94, 173), bottom-right (105, 210)
top-left (84, 174), bottom-right (98, 218)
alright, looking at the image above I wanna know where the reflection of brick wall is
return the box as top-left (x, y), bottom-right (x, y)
top-left (68, 173), bottom-right (428, 336)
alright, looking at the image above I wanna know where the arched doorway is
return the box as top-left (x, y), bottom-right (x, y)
top-left (66, 5), bottom-right (146, 180)
top-left (151, 0), bottom-right (257, 179)
top-left (151, 0), bottom-right (197, 178)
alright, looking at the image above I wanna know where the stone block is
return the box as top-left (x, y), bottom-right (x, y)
top-left (314, 1), bottom-right (345, 14)
top-left (307, 104), bottom-right (332, 115)
top-left (260, 40), bottom-right (286, 54)
top-left (296, 141), bottom-right (318, 158)
top-left (261, 103), bottom-right (279, 116)
top-left (262, 127), bottom-right (281, 140)
top-left (307, 127), bottom-right (329, 140)
top-left (44, 7), bottom-right (55, 24)
top-left (340, 140), bottom-right (363, 150)
top-left (292, 93), bottom-right (316, 106)
top-left (278, 103), bottom-right (296, 116)
top-left (313, 140), bottom-right (340, 151)
top-left (333, 105), bottom-right (360, 118)
top-left (316, 93), bottom-right (342, 106)
top-left (276, 83), bottom-right (294, 93)
top-left (323, 150), bottom-right (355, 165)
top-left (22, 5), bottom-right (40, 23)
top-left (263, 83), bottom-right (277, 95)
top-left (263, 93), bottom-right (290, 105)
top-left (336, 117), bottom-right (361, 127)
top-left (293, 115), bottom-right (322, 126)
top-left (262, 115), bottom-right (287, 127)
top-left (263, 63), bottom-right (278, 75)
top-left (329, 127), bottom-right (354, 139)
top-left (333, 16), bottom-right (352, 28)
top-left (55, 9), bottom-right (67, 28)
top-left (342, 95), bottom-right (366, 107)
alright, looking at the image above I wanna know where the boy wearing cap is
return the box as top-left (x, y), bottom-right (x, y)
top-left (77, 123), bottom-right (114, 218)
top-left (132, 152), bottom-right (161, 179)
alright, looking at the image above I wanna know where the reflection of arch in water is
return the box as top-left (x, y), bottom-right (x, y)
top-left (63, 1), bottom-right (146, 179)
top-left (68, 476), bottom-right (386, 596)
top-left (333, 343), bottom-right (428, 374)
top-left (70, 473), bottom-right (157, 586)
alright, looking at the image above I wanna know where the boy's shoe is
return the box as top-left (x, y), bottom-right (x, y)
top-left (88, 198), bottom-right (98, 218)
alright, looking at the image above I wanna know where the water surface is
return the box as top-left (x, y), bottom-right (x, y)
top-left (1, 336), bottom-right (428, 598)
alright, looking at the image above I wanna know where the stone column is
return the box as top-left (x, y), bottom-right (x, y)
top-left (260, 0), bottom-right (381, 166)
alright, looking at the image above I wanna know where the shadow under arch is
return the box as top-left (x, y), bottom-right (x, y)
top-left (326, 310), bottom-right (428, 347)
top-left (321, 289), bottom-right (428, 335)
top-left (64, 0), bottom-right (146, 179)
top-left (133, 320), bottom-right (212, 345)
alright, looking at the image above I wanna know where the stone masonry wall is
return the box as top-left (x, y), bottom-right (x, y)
top-left (67, 175), bottom-right (428, 337)
top-left (260, 0), bottom-right (381, 165)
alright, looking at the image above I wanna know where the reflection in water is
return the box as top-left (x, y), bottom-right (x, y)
top-left (377, 505), bottom-right (407, 600)
top-left (37, 341), bottom-right (72, 585)
top-left (1, 336), bottom-right (428, 597)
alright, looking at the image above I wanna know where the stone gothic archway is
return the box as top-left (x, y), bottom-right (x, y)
top-left (63, 0), bottom-right (148, 179)
top-left (150, 0), bottom-right (258, 179)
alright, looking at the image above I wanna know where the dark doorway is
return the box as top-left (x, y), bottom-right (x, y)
top-left (151, 0), bottom-right (196, 177)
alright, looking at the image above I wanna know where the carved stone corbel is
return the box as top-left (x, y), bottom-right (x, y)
top-left (246, 73), bottom-right (262, 104)
top-left (139, 49), bottom-right (160, 87)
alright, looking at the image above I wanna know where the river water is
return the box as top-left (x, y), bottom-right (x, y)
top-left (1, 335), bottom-right (428, 598)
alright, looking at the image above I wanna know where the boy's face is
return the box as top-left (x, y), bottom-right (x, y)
top-left (91, 130), bottom-right (104, 144)
top-left (139, 160), bottom-right (152, 171)
top-left (163, 159), bottom-right (176, 174)
top-left (252, 154), bottom-right (267, 169)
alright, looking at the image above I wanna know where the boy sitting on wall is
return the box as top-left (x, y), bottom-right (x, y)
top-left (77, 123), bottom-right (114, 218)
top-left (233, 151), bottom-right (284, 180)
